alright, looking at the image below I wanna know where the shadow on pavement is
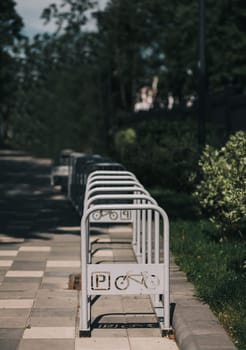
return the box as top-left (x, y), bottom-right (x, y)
top-left (0, 149), bottom-right (80, 242)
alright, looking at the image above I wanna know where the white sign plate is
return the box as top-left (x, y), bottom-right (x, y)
top-left (89, 209), bottom-right (132, 223)
top-left (87, 263), bottom-right (164, 295)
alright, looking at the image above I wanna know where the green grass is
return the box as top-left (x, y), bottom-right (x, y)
top-left (150, 188), bottom-right (246, 349)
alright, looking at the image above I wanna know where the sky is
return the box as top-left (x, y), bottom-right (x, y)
top-left (15, 0), bottom-right (108, 38)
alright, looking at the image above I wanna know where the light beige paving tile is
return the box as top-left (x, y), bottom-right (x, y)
top-left (41, 277), bottom-right (68, 289)
top-left (19, 246), bottom-right (51, 252)
top-left (91, 295), bottom-right (125, 315)
top-left (91, 329), bottom-right (128, 337)
top-left (75, 337), bottom-right (130, 350)
top-left (122, 296), bottom-right (153, 313)
top-left (0, 236), bottom-right (24, 243)
top-left (0, 251), bottom-right (18, 256)
top-left (46, 261), bottom-right (80, 268)
top-left (50, 194), bottom-right (66, 201)
top-left (34, 290), bottom-right (77, 308)
top-left (108, 225), bottom-right (132, 234)
top-left (56, 226), bottom-right (80, 232)
top-left (129, 337), bottom-right (178, 350)
top-left (6, 271), bottom-right (44, 277)
top-left (92, 249), bottom-right (113, 257)
top-left (0, 299), bottom-right (33, 308)
top-left (0, 260), bottom-right (13, 267)
top-left (127, 328), bottom-right (161, 337)
top-left (23, 326), bottom-right (75, 339)
top-left (90, 238), bottom-right (111, 243)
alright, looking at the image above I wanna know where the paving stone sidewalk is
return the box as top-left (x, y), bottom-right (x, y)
top-left (0, 150), bottom-right (236, 350)
top-left (0, 150), bottom-right (177, 350)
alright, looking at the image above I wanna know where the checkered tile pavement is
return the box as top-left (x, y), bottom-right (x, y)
top-left (0, 150), bottom-right (178, 350)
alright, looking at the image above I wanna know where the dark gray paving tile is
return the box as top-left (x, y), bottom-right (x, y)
top-left (15, 254), bottom-right (49, 262)
top-left (0, 318), bottom-right (28, 328)
top-left (193, 334), bottom-right (236, 348)
top-left (29, 316), bottom-right (75, 327)
top-left (0, 328), bottom-right (23, 338)
top-left (0, 309), bottom-right (30, 318)
top-left (10, 261), bottom-right (46, 270)
top-left (31, 308), bottom-right (76, 317)
top-left (0, 338), bottom-right (20, 350)
top-left (0, 267), bottom-right (10, 272)
top-left (0, 290), bottom-right (36, 298)
top-left (18, 339), bottom-right (74, 350)
top-left (4, 277), bottom-right (42, 283)
top-left (0, 282), bottom-right (40, 291)
top-left (0, 247), bottom-right (20, 251)
top-left (201, 347), bottom-right (236, 350)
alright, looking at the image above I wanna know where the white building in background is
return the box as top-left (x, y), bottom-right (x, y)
top-left (134, 76), bottom-right (158, 112)
top-left (134, 86), bottom-right (154, 111)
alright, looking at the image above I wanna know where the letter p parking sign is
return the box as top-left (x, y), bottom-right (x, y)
top-left (91, 272), bottom-right (110, 290)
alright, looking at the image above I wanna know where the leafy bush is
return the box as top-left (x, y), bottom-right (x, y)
top-left (194, 131), bottom-right (246, 239)
top-left (114, 119), bottom-right (199, 191)
top-left (114, 128), bottom-right (137, 159)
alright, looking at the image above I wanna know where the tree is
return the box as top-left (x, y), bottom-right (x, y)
top-left (206, 0), bottom-right (246, 90)
top-left (0, 0), bottom-right (23, 144)
top-left (96, 0), bottom-right (168, 110)
top-left (161, 0), bottom-right (246, 96)
top-left (10, 0), bottom-right (246, 156)
top-left (12, 0), bottom-right (105, 156)
top-left (99, 0), bottom-right (246, 105)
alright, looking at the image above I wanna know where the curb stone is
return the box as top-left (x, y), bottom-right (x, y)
top-left (170, 256), bottom-right (237, 350)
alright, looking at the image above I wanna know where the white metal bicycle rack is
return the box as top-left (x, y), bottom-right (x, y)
top-left (84, 178), bottom-right (144, 217)
top-left (87, 170), bottom-right (138, 182)
top-left (79, 171), bottom-right (171, 336)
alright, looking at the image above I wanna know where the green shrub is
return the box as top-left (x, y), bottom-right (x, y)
top-left (114, 128), bottom-right (137, 159)
top-left (114, 119), bottom-right (199, 191)
top-left (194, 131), bottom-right (246, 239)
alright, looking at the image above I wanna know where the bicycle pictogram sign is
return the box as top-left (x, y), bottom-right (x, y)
top-left (91, 209), bottom-right (132, 222)
top-left (115, 271), bottom-right (159, 290)
top-left (88, 265), bottom-right (163, 295)
top-left (92, 209), bottom-right (118, 221)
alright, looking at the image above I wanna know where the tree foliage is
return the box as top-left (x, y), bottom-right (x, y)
top-left (13, 32), bottom-right (102, 156)
top-left (0, 0), bottom-right (23, 143)
top-left (114, 120), bottom-right (199, 191)
top-left (5, 0), bottom-right (246, 157)
top-left (194, 131), bottom-right (246, 239)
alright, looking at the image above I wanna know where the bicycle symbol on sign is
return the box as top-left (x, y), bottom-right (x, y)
top-left (115, 271), bottom-right (159, 290)
top-left (92, 210), bottom-right (118, 221)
